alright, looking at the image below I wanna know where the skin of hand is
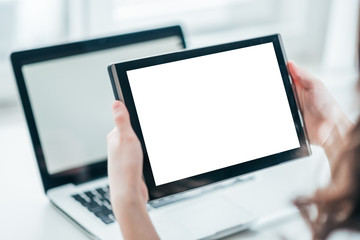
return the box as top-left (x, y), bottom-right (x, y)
top-left (287, 61), bottom-right (353, 162)
top-left (107, 100), bottom-right (159, 240)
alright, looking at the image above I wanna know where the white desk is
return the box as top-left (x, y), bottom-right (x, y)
top-left (0, 102), bottom-right (331, 240)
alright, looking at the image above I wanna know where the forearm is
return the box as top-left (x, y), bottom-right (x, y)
top-left (113, 197), bottom-right (160, 240)
top-left (322, 110), bottom-right (353, 168)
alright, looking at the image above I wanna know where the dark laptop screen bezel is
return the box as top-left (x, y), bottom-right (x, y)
top-left (109, 34), bottom-right (311, 200)
top-left (10, 25), bottom-right (186, 193)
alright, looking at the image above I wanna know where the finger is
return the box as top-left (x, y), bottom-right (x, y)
top-left (106, 127), bottom-right (117, 143)
top-left (287, 61), bottom-right (316, 89)
top-left (112, 101), bottom-right (132, 134)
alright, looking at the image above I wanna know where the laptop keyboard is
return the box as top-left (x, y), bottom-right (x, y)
top-left (71, 185), bottom-right (115, 224)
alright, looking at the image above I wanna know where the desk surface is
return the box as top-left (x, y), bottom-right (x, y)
top-left (0, 103), bottom-right (331, 240)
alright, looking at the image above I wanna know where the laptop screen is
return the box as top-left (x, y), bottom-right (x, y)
top-left (21, 36), bottom-right (184, 175)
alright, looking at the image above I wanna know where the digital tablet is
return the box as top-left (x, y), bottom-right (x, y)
top-left (108, 34), bottom-right (311, 200)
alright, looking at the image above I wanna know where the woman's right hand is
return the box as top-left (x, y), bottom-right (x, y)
top-left (287, 62), bottom-right (352, 159)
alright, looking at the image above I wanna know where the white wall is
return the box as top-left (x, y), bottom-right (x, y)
top-left (322, 0), bottom-right (359, 72)
top-left (0, 0), bottom-right (358, 104)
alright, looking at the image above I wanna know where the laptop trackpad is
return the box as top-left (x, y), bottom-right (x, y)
top-left (150, 195), bottom-right (254, 240)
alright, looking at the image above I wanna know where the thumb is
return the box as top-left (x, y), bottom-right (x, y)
top-left (287, 61), bottom-right (316, 89)
top-left (112, 101), bottom-right (132, 133)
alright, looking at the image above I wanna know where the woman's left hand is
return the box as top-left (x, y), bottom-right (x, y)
top-left (107, 100), bottom-right (159, 240)
top-left (107, 100), bottom-right (148, 206)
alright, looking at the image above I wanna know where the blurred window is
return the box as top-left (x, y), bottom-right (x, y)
top-left (0, 0), bottom-right (331, 102)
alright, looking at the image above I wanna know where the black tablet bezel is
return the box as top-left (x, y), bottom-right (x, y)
top-left (109, 34), bottom-right (311, 200)
top-left (10, 25), bottom-right (186, 193)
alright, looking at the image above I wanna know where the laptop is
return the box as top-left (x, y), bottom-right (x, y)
top-left (10, 25), bottom-right (192, 240)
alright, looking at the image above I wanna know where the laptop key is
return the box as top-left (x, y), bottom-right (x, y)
top-left (95, 187), bottom-right (106, 196)
top-left (72, 194), bottom-right (88, 206)
top-left (84, 191), bottom-right (95, 200)
top-left (95, 208), bottom-right (112, 217)
top-left (88, 205), bottom-right (103, 213)
top-left (101, 218), bottom-right (114, 224)
top-left (100, 216), bottom-right (114, 224)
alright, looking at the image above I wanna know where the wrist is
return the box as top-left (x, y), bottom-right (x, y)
top-left (113, 195), bottom-right (159, 240)
top-left (322, 110), bottom-right (352, 164)
top-left (111, 187), bottom-right (145, 212)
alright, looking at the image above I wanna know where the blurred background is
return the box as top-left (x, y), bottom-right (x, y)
top-left (0, 0), bottom-right (359, 109)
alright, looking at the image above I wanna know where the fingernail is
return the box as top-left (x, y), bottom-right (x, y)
top-left (112, 101), bottom-right (122, 111)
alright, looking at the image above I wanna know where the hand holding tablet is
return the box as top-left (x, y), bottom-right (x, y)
top-left (108, 34), bottom-right (311, 200)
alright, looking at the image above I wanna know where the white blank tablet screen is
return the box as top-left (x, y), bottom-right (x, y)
top-left (127, 42), bottom-right (300, 186)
